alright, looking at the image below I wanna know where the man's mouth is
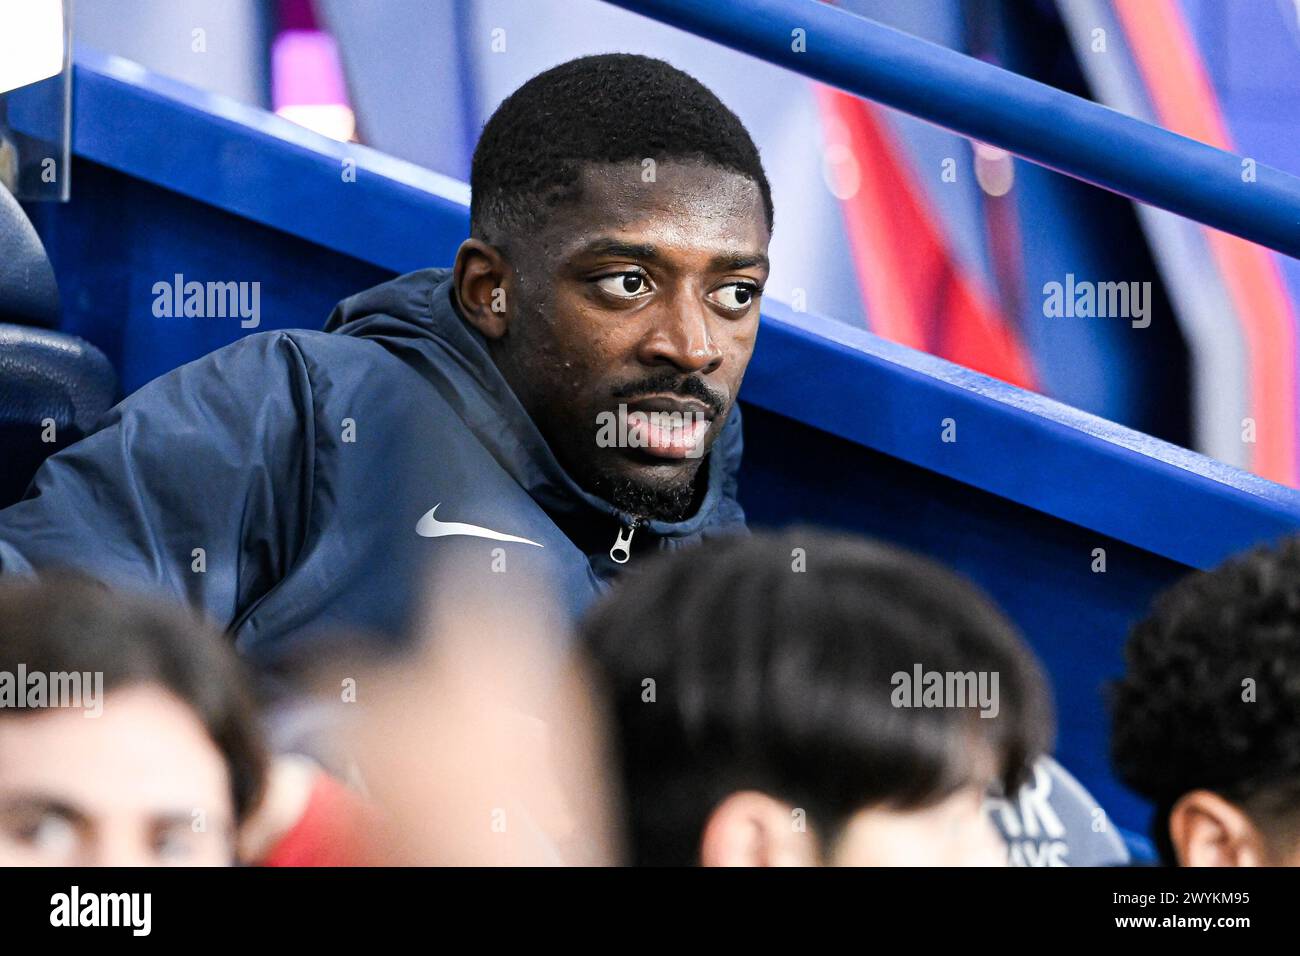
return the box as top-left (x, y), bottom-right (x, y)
top-left (622, 395), bottom-right (713, 460)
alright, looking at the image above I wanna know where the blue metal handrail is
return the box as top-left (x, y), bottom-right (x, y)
top-left (605, 0), bottom-right (1300, 260)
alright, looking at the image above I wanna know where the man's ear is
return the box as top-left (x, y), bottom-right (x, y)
top-left (1169, 790), bottom-right (1270, 867)
top-left (453, 238), bottom-right (515, 340)
top-left (698, 791), bottom-right (820, 867)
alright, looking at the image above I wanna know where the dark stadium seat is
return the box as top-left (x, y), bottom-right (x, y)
top-left (0, 178), bottom-right (59, 329)
top-left (0, 184), bottom-right (117, 507)
top-left (0, 324), bottom-right (117, 507)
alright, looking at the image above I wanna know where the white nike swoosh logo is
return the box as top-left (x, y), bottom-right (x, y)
top-left (415, 504), bottom-right (544, 547)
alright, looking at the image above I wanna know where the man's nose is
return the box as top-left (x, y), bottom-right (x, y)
top-left (636, 295), bottom-right (724, 373)
top-left (93, 822), bottom-right (156, 867)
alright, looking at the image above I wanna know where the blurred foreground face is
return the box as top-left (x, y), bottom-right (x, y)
top-left (580, 530), bottom-right (1052, 866)
top-left (340, 569), bottom-right (618, 866)
top-left (0, 686), bottom-right (234, 866)
top-left (697, 778), bottom-right (1006, 867)
top-left (831, 786), bottom-right (1006, 866)
top-left (1111, 539), bottom-right (1300, 866)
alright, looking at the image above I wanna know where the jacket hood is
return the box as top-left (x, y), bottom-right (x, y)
top-left (322, 268), bottom-right (745, 539)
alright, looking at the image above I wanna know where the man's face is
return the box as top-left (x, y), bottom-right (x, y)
top-left (696, 781), bottom-right (1007, 866)
top-left (486, 160), bottom-right (769, 521)
top-left (830, 785), bottom-right (1009, 866)
top-left (0, 685), bottom-right (236, 866)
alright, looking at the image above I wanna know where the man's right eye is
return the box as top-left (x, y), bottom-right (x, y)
top-left (594, 272), bottom-right (653, 299)
top-left (11, 812), bottom-right (77, 856)
top-left (153, 825), bottom-right (199, 863)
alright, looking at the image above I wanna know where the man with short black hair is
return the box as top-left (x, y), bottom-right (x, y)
top-left (581, 529), bottom-right (1053, 866)
top-left (1111, 536), bottom-right (1300, 866)
top-left (0, 574), bottom-right (266, 866)
top-left (0, 54), bottom-right (769, 660)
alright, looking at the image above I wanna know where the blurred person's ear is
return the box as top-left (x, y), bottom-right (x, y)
top-left (237, 754), bottom-right (318, 864)
top-left (699, 792), bottom-right (821, 867)
top-left (1169, 790), bottom-right (1269, 866)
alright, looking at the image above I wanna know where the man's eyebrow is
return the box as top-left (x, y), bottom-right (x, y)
top-left (573, 239), bottom-right (662, 262)
top-left (151, 812), bottom-right (209, 832)
top-left (709, 251), bottom-right (769, 273)
top-left (0, 794), bottom-right (89, 826)
top-left (151, 811), bottom-right (236, 845)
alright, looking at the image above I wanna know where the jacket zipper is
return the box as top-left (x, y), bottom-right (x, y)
top-left (609, 518), bottom-right (642, 565)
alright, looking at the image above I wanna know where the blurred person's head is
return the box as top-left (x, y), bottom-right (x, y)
top-left (1112, 537), bottom-right (1300, 867)
top-left (0, 574), bottom-right (266, 866)
top-left (333, 565), bottom-right (619, 866)
top-left (456, 53), bottom-right (772, 523)
top-left (580, 529), bottom-right (1053, 866)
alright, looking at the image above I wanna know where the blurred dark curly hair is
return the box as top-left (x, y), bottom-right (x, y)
top-left (1111, 536), bottom-right (1300, 863)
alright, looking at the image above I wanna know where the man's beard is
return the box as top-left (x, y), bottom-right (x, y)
top-left (584, 462), bottom-right (704, 523)
top-left (581, 370), bottom-right (723, 522)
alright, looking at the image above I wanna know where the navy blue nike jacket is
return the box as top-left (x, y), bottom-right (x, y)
top-left (0, 268), bottom-right (747, 662)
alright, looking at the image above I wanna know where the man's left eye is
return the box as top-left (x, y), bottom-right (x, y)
top-left (709, 283), bottom-right (761, 311)
top-left (595, 272), bottom-right (652, 299)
